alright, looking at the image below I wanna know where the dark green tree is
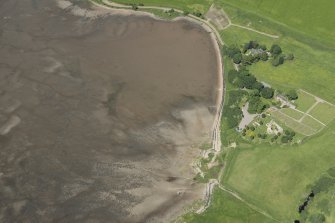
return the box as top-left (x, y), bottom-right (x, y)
top-left (233, 53), bottom-right (242, 64)
top-left (270, 44), bottom-right (282, 56)
top-left (286, 90), bottom-right (298, 100)
top-left (272, 55), bottom-right (285, 66)
top-left (252, 81), bottom-right (264, 91)
top-left (261, 87), bottom-right (274, 99)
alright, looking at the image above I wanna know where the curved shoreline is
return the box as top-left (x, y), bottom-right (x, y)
top-left (89, 0), bottom-right (225, 220)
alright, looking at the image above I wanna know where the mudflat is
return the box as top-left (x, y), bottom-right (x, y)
top-left (0, 0), bottom-right (220, 222)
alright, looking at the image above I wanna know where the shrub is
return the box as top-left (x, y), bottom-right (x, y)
top-left (286, 90), bottom-right (298, 100)
top-left (261, 87), bottom-right (274, 99)
top-left (308, 213), bottom-right (326, 223)
top-left (272, 55), bottom-right (285, 66)
top-left (270, 44), bottom-right (282, 56)
top-left (312, 176), bottom-right (335, 193)
top-left (233, 53), bottom-right (242, 64)
top-left (250, 126), bottom-right (255, 131)
top-left (261, 113), bottom-right (266, 118)
top-left (327, 167), bottom-right (335, 178)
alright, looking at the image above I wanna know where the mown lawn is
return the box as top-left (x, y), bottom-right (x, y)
top-left (281, 108), bottom-right (303, 120)
top-left (295, 91), bottom-right (317, 112)
top-left (309, 102), bottom-right (335, 125)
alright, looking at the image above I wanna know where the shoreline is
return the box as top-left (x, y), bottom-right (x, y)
top-left (87, 1), bottom-right (225, 221)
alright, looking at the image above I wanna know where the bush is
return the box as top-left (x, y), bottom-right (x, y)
top-left (312, 176), bottom-right (335, 193)
top-left (252, 81), bottom-right (264, 91)
top-left (308, 213), bottom-right (326, 223)
top-left (233, 53), bottom-right (242, 64)
top-left (261, 87), bottom-right (274, 99)
top-left (250, 126), bottom-right (255, 131)
top-left (270, 44), bottom-right (282, 56)
top-left (248, 96), bottom-right (266, 114)
top-left (261, 113), bottom-right (266, 118)
top-left (272, 55), bottom-right (285, 66)
top-left (286, 90), bottom-right (298, 100)
top-left (223, 45), bottom-right (241, 58)
top-left (327, 167), bottom-right (335, 178)
top-left (228, 69), bottom-right (239, 83)
top-left (183, 11), bottom-right (189, 16)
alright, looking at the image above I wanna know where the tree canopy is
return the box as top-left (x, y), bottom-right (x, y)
top-left (261, 87), bottom-right (274, 99)
top-left (286, 90), bottom-right (298, 100)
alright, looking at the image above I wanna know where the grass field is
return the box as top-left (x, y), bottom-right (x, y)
top-left (309, 102), bottom-right (335, 125)
top-left (219, 4), bottom-right (335, 104)
top-left (223, 121), bottom-right (335, 221)
top-left (300, 116), bottom-right (324, 132)
top-left (218, 0), bottom-right (335, 49)
top-left (181, 188), bottom-right (275, 223)
top-left (281, 108), bottom-right (303, 120)
top-left (271, 111), bottom-right (316, 136)
top-left (295, 90), bottom-right (317, 112)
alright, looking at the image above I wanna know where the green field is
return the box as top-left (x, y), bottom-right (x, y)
top-left (301, 116), bottom-right (324, 132)
top-left (281, 108), bottom-right (303, 120)
top-left (309, 102), bottom-right (335, 124)
top-left (295, 90), bottom-right (317, 112)
top-left (219, 0), bottom-right (335, 49)
top-left (271, 110), bottom-right (316, 136)
top-left (181, 188), bottom-right (275, 223)
top-left (223, 121), bottom-right (335, 221)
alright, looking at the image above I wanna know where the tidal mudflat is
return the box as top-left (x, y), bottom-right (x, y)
top-left (0, 1), bottom-right (220, 222)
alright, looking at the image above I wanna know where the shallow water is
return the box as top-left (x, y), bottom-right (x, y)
top-left (0, 0), bottom-right (219, 222)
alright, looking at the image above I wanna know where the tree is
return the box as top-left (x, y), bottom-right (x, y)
top-left (233, 53), bottom-right (242, 64)
top-left (272, 55), bottom-right (285, 66)
top-left (248, 96), bottom-right (266, 114)
top-left (223, 45), bottom-right (241, 58)
top-left (261, 87), bottom-right (274, 99)
top-left (242, 75), bottom-right (257, 89)
top-left (270, 44), bottom-right (282, 56)
top-left (286, 90), bottom-right (298, 100)
top-left (252, 81), bottom-right (264, 91)
top-left (228, 69), bottom-right (239, 83)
